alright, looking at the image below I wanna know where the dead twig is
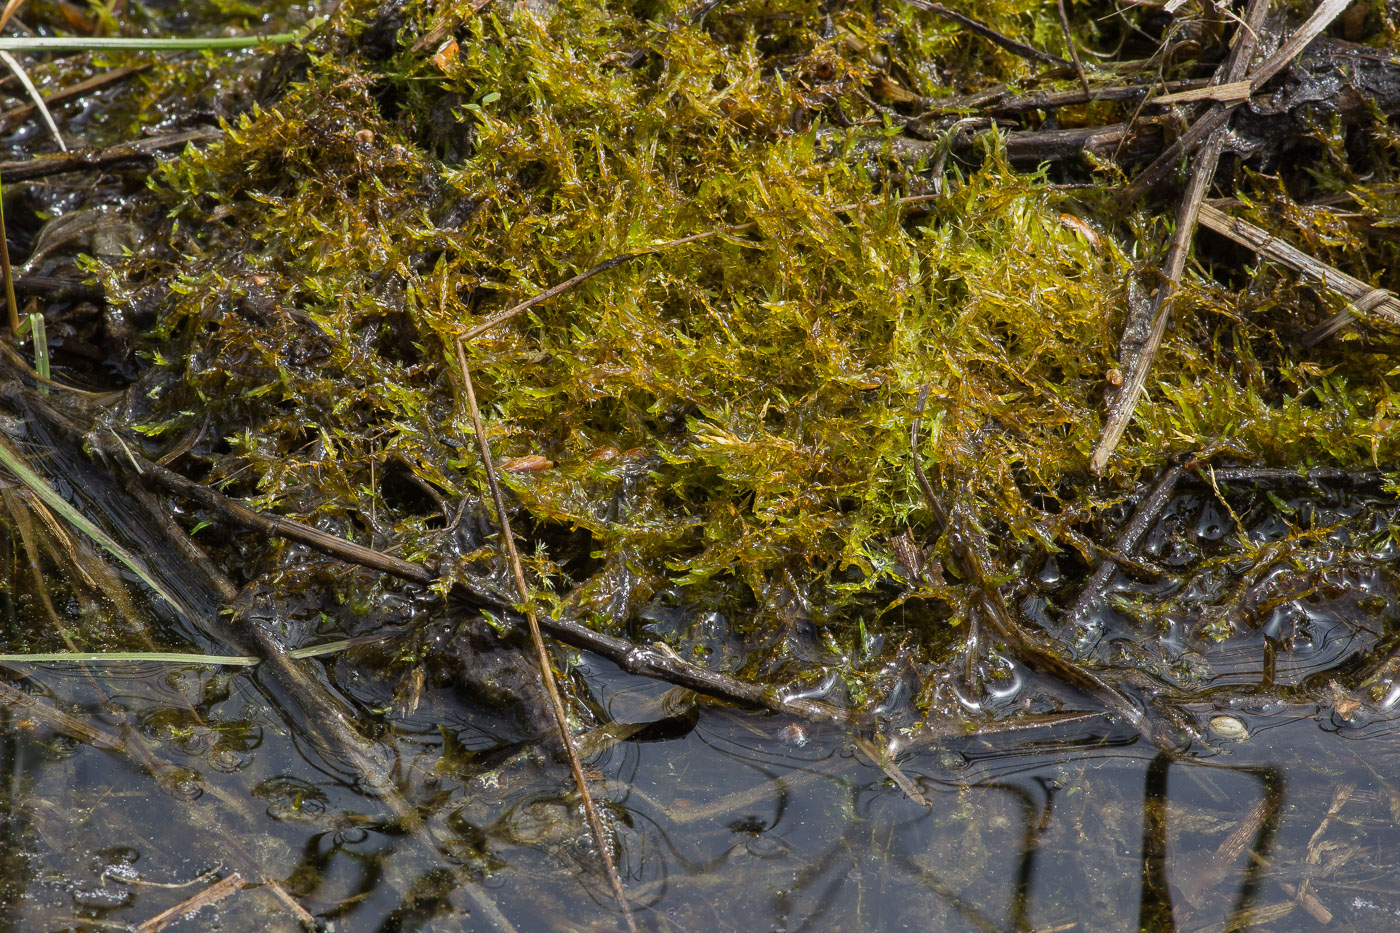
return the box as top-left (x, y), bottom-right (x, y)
top-left (0, 64), bottom-right (146, 130)
top-left (1056, 0), bottom-right (1090, 94)
top-left (1117, 0), bottom-right (1351, 205)
top-left (895, 0), bottom-right (1070, 67)
top-left (0, 127), bottom-right (221, 182)
top-left (455, 338), bottom-right (638, 933)
top-left (1091, 0), bottom-right (1270, 474)
top-left (1194, 202), bottom-right (1400, 343)
top-left (134, 873), bottom-right (246, 933)
top-left (1062, 464), bottom-right (1184, 645)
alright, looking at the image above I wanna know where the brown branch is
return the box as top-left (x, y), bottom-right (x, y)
top-left (0, 127), bottom-right (221, 182)
top-left (135, 873), bottom-right (246, 933)
top-left (1056, 0), bottom-right (1090, 94)
top-left (1117, 0), bottom-right (1351, 205)
top-left (0, 65), bottom-right (147, 130)
top-left (456, 338), bottom-right (637, 933)
top-left (895, 0), bottom-right (1070, 67)
top-left (1062, 465), bottom-right (1184, 641)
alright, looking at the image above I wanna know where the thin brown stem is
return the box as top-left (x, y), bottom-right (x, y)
top-left (1056, 0), bottom-right (1090, 94)
top-left (455, 338), bottom-right (637, 933)
top-left (0, 167), bottom-right (15, 335)
top-left (896, 0), bottom-right (1070, 67)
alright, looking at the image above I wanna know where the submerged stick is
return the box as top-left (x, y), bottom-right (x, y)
top-left (456, 338), bottom-right (638, 933)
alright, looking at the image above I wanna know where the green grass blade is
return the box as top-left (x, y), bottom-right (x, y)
top-left (0, 29), bottom-right (311, 53)
top-left (0, 432), bottom-right (185, 615)
top-left (0, 651), bottom-right (257, 666)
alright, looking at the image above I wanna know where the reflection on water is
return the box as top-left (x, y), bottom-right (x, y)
top-left (1, 652), bottom-right (1399, 931)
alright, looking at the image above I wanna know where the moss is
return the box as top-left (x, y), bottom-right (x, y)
top-left (107, 0), bottom-right (1400, 705)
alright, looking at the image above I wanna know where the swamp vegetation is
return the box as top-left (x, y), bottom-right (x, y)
top-left (0, 0), bottom-right (1398, 928)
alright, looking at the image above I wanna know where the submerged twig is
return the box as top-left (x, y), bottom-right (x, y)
top-left (455, 338), bottom-right (637, 933)
top-left (134, 873), bottom-right (247, 933)
top-left (0, 51), bottom-right (64, 151)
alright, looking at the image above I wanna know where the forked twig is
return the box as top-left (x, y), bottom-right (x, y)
top-left (1117, 0), bottom-right (1351, 205)
top-left (455, 338), bottom-right (638, 933)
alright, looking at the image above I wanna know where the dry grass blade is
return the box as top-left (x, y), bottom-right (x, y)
top-left (0, 50), bottom-right (64, 151)
top-left (0, 0), bottom-right (24, 34)
top-left (455, 337), bottom-right (638, 933)
top-left (1194, 202), bottom-right (1400, 341)
top-left (0, 431), bottom-right (186, 614)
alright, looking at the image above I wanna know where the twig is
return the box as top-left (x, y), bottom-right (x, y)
top-left (1194, 202), bottom-right (1400, 343)
top-left (1062, 464), bottom-right (1184, 643)
top-left (34, 390), bottom-right (856, 726)
top-left (1117, 0), bottom-right (1350, 204)
top-left (0, 675), bottom-right (123, 749)
top-left (455, 338), bottom-right (638, 933)
top-left (135, 873), bottom-right (246, 933)
top-left (0, 127), bottom-right (221, 182)
top-left (895, 0), bottom-right (1070, 67)
top-left (12, 272), bottom-right (103, 300)
top-left (1056, 0), bottom-right (1090, 94)
top-left (1185, 464), bottom-right (1384, 485)
top-left (260, 877), bottom-right (318, 929)
top-left (0, 65), bottom-right (146, 130)
top-left (910, 386), bottom-right (1160, 744)
top-left (1090, 0), bottom-right (1269, 474)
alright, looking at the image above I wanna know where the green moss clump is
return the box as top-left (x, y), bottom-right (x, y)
top-left (112, 0), bottom-right (1400, 699)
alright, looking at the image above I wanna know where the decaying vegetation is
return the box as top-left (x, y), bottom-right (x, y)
top-left (0, 0), bottom-right (1399, 925)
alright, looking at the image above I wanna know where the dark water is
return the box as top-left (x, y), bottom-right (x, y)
top-left (2, 651), bottom-right (1399, 932)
